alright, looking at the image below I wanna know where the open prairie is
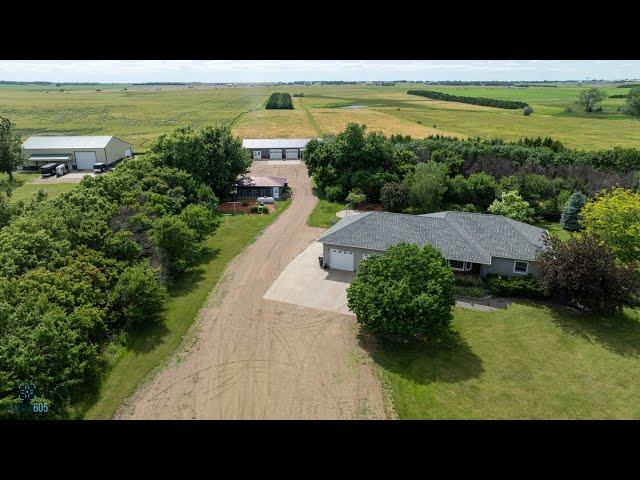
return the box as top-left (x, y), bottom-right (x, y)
top-left (2, 82), bottom-right (639, 150)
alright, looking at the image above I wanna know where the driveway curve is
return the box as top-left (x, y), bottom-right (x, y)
top-left (117, 162), bottom-right (388, 419)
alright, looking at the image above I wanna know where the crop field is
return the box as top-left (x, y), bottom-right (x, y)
top-left (2, 82), bottom-right (639, 151)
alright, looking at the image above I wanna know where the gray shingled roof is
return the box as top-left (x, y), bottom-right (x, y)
top-left (236, 176), bottom-right (287, 188)
top-left (242, 138), bottom-right (316, 149)
top-left (318, 211), bottom-right (548, 264)
top-left (22, 136), bottom-right (115, 149)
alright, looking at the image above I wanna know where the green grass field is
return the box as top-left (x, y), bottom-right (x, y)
top-left (81, 200), bottom-right (290, 419)
top-left (3, 83), bottom-right (639, 151)
top-left (7, 172), bottom-right (77, 203)
top-left (307, 198), bottom-right (347, 228)
top-left (10, 181), bottom-right (77, 203)
top-left (374, 303), bottom-right (640, 419)
top-left (535, 221), bottom-right (572, 242)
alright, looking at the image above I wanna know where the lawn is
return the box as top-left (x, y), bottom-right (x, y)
top-left (373, 303), bottom-right (640, 419)
top-left (81, 200), bottom-right (290, 419)
top-left (9, 181), bottom-right (77, 203)
top-left (3, 83), bottom-right (639, 151)
top-left (535, 221), bottom-right (572, 242)
top-left (307, 198), bottom-right (347, 228)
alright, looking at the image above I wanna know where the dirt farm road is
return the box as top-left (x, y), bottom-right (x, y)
top-left (117, 162), bottom-right (389, 419)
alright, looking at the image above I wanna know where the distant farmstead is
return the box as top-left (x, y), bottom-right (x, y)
top-left (242, 138), bottom-right (316, 160)
top-left (21, 135), bottom-right (134, 171)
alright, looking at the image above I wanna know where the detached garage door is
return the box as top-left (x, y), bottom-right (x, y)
top-left (285, 148), bottom-right (298, 159)
top-left (269, 149), bottom-right (283, 159)
top-left (330, 248), bottom-right (354, 271)
top-left (75, 151), bottom-right (98, 170)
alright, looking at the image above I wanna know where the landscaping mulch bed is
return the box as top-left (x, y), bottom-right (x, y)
top-left (354, 202), bottom-right (385, 212)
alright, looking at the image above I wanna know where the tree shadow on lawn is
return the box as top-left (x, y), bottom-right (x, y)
top-left (168, 246), bottom-right (221, 298)
top-left (543, 303), bottom-right (640, 358)
top-left (125, 246), bottom-right (221, 353)
top-left (358, 331), bottom-right (484, 385)
top-left (126, 320), bottom-right (170, 353)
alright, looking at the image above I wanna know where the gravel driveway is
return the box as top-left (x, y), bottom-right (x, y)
top-left (117, 162), bottom-right (388, 419)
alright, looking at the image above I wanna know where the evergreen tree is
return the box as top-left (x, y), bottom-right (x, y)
top-left (560, 191), bottom-right (587, 231)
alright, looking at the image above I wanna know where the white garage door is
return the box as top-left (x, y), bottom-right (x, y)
top-left (75, 151), bottom-right (98, 170)
top-left (269, 149), bottom-right (282, 159)
top-left (330, 248), bottom-right (354, 271)
top-left (285, 148), bottom-right (298, 159)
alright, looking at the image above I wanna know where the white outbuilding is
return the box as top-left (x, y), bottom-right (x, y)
top-left (21, 135), bottom-right (134, 171)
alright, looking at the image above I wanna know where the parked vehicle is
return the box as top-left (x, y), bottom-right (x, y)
top-left (39, 163), bottom-right (58, 178)
top-left (93, 163), bottom-right (108, 174)
top-left (55, 164), bottom-right (67, 177)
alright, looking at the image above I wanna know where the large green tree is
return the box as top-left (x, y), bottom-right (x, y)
top-left (577, 88), bottom-right (606, 113)
top-left (304, 123), bottom-right (396, 202)
top-left (580, 188), bottom-right (640, 264)
top-left (149, 125), bottom-right (250, 200)
top-left (488, 190), bottom-right (534, 223)
top-left (624, 86), bottom-right (640, 117)
top-left (560, 191), bottom-right (587, 231)
top-left (405, 161), bottom-right (449, 213)
top-left (347, 243), bottom-right (455, 339)
top-left (535, 234), bottom-right (639, 313)
top-left (0, 116), bottom-right (23, 180)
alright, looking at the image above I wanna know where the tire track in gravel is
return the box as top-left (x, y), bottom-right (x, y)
top-left (117, 162), bottom-right (388, 419)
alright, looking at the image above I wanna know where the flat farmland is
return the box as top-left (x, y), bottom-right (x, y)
top-left (231, 101), bottom-right (318, 138)
top-left (2, 83), bottom-right (639, 151)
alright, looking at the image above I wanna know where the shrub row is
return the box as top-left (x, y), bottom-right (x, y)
top-left (486, 274), bottom-right (547, 298)
top-left (407, 90), bottom-right (529, 109)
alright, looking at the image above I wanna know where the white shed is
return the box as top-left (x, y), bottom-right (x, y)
top-left (21, 135), bottom-right (134, 170)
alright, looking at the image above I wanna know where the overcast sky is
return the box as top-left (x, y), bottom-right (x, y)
top-left (0, 60), bottom-right (638, 83)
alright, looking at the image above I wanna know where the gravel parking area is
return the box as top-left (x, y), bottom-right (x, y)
top-left (30, 171), bottom-right (97, 184)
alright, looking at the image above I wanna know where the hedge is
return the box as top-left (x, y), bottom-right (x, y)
top-left (265, 92), bottom-right (293, 109)
top-left (407, 90), bottom-right (529, 109)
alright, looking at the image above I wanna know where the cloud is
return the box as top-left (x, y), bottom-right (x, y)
top-left (0, 60), bottom-right (638, 82)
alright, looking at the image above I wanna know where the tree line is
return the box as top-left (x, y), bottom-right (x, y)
top-left (304, 124), bottom-right (640, 227)
top-left (0, 121), bottom-right (251, 418)
top-left (265, 92), bottom-right (294, 109)
top-left (407, 89), bottom-right (529, 109)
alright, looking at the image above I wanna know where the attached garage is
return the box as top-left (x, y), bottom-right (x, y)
top-left (75, 151), bottom-right (98, 170)
top-left (329, 248), bottom-right (354, 271)
top-left (21, 135), bottom-right (134, 171)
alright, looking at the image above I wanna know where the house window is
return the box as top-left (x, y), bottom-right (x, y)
top-left (514, 261), bottom-right (529, 274)
top-left (253, 150), bottom-right (262, 159)
top-left (448, 260), bottom-right (472, 271)
top-left (449, 259), bottom-right (464, 270)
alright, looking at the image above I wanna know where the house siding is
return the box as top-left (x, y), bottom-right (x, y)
top-left (480, 256), bottom-right (537, 278)
top-left (323, 244), bottom-right (536, 278)
top-left (236, 186), bottom-right (284, 199)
